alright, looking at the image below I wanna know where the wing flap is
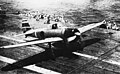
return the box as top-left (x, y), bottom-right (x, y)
top-left (0, 37), bottom-right (63, 49)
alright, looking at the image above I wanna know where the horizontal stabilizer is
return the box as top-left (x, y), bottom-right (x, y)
top-left (14, 29), bottom-right (35, 37)
top-left (14, 28), bottom-right (47, 37)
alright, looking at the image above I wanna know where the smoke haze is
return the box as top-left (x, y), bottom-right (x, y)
top-left (1, 0), bottom-right (120, 23)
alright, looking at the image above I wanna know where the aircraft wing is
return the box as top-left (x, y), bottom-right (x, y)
top-left (78, 20), bottom-right (105, 33)
top-left (0, 35), bottom-right (45, 52)
top-left (0, 37), bottom-right (63, 49)
top-left (0, 35), bottom-right (26, 43)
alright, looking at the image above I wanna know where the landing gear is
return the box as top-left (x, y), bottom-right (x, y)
top-left (48, 42), bottom-right (55, 60)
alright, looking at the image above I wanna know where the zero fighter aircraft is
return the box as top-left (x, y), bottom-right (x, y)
top-left (0, 20), bottom-right (105, 71)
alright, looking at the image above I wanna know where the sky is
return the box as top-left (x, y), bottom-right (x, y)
top-left (13, 0), bottom-right (91, 10)
top-left (3, 0), bottom-right (120, 18)
top-left (6, 0), bottom-right (117, 11)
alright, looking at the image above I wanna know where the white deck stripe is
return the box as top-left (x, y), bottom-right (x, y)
top-left (102, 59), bottom-right (120, 66)
top-left (73, 52), bottom-right (98, 60)
top-left (0, 56), bottom-right (61, 74)
top-left (73, 52), bottom-right (120, 66)
top-left (0, 55), bottom-right (16, 63)
top-left (0, 52), bottom-right (119, 74)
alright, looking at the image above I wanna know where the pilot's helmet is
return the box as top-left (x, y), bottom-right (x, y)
top-left (52, 23), bottom-right (58, 29)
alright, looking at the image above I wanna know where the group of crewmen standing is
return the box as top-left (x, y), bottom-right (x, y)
top-left (21, 12), bottom-right (66, 33)
top-left (22, 11), bottom-right (120, 32)
top-left (101, 20), bottom-right (120, 30)
top-left (106, 21), bottom-right (119, 30)
top-left (22, 11), bottom-right (65, 24)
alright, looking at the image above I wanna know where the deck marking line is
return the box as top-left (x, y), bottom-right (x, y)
top-left (0, 55), bottom-right (61, 74)
top-left (73, 52), bottom-right (120, 66)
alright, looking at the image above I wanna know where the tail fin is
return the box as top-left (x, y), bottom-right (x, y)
top-left (21, 19), bottom-right (31, 33)
top-left (22, 23), bottom-right (31, 33)
top-left (14, 20), bottom-right (32, 37)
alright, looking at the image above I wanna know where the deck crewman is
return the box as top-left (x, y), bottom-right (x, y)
top-left (47, 15), bottom-right (51, 24)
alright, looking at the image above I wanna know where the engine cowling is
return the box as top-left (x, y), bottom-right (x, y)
top-left (31, 28), bottom-right (80, 40)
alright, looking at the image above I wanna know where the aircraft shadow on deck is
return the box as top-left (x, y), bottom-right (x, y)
top-left (1, 38), bottom-right (101, 71)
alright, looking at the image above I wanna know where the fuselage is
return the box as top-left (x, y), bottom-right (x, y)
top-left (26, 27), bottom-right (80, 40)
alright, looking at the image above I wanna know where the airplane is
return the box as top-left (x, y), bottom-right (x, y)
top-left (0, 20), bottom-right (105, 71)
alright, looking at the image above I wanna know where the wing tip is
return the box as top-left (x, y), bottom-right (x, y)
top-left (0, 46), bottom-right (4, 49)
